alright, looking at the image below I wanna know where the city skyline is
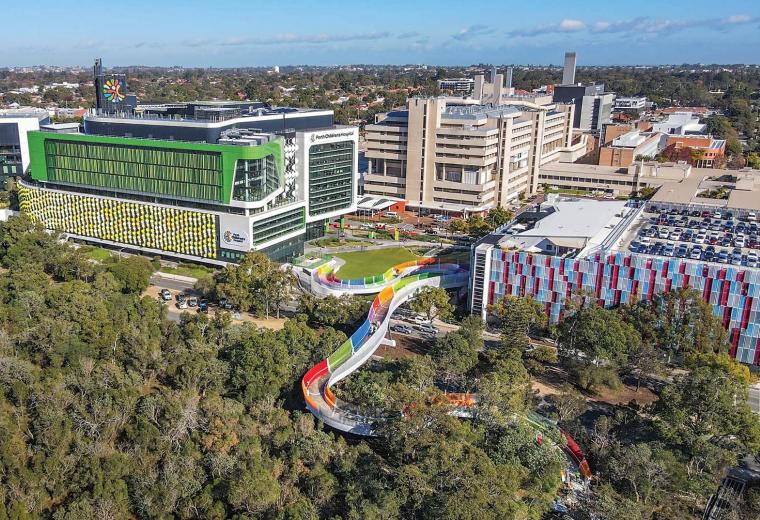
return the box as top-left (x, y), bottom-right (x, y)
top-left (3, 0), bottom-right (760, 67)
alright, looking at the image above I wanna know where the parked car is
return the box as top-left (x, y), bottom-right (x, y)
top-left (159, 289), bottom-right (172, 301)
top-left (187, 297), bottom-right (198, 307)
top-left (417, 324), bottom-right (439, 335)
top-left (177, 299), bottom-right (188, 310)
top-left (391, 324), bottom-right (412, 334)
top-left (219, 298), bottom-right (234, 310)
top-left (198, 299), bottom-right (209, 313)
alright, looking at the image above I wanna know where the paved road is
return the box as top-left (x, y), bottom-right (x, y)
top-left (150, 273), bottom-right (197, 293)
top-left (749, 383), bottom-right (760, 414)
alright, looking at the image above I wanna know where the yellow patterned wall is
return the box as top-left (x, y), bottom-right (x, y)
top-left (19, 185), bottom-right (218, 259)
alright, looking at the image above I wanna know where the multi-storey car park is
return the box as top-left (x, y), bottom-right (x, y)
top-left (18, 100), bottom-right (358, 264)
top-left (471, 172), bottom-right (760, 367)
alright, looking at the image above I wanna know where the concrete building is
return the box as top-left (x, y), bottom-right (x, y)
top-left (652, 112), bottom-right (707, 135)
top-left (597, 129), bottom-right (667, 167)
top-left (661, 135), bottom-right (726, 168)
top-left (613, 96), bottom-right (647, 114)
top-left (553, 83), bottom-right (614, 133)
top-left (470, 187), bottom-right (760, 367)
top-left (562, 52), bottom-right (577, 85)
top-left (363, 96), bottom-right (585, 215)
top-left (0, 108), bottom-right (49, 181)
top-left (647, 112), bottom-right (725, 167)
top-left (473, 67), bottom-right (511, 105)
top-left (437, 78), bottom-right (475, 95)
top-left (552, 51), bottom-right (614, 134)
top-left (18, 102), bottom-right (359, 264)
top-left (537, 160), bottom-right (692, 197)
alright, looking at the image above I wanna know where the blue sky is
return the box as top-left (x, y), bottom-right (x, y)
top-left (3, 0), bottom-right (760, 67)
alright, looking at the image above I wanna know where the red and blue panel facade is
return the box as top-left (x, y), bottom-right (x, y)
top-left (489, 250), bottom-right (760, 365)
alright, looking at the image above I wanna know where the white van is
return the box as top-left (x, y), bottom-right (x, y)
top-left (385, 211), bottom-right (398, 218)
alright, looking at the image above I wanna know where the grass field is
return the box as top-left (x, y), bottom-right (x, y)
top-left (334, 247), bottom-right (420, 279)
top-left (80, 245), bottom-right (113, 262)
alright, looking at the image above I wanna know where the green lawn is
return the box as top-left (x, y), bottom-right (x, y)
top-left (80, 245), bottom-right (113, 262)
top-left (334, 247), bottom-right (420, 279)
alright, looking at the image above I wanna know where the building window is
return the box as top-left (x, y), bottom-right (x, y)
top-left (232, 154), bottom-right (279, 202)
top-left (308, 140), bottom-right (354, 216)
top-left (251, 207), bottom-right (305, 245)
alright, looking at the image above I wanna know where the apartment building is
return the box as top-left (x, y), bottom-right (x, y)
top-left (363, 97), bottom-right (583, 214)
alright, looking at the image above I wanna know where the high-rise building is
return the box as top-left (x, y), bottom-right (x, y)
top-left (553, 51), bottom-right (614, 134)
top-left (362, 97), bottom-right (585, 214)
top-left (562, 51), bottom-right (577, 85)
top-left (18, 100), bottom-right (358, 264)
top-left (553, 83), bottom-right (614, 133)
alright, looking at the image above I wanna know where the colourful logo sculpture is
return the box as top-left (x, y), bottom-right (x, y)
top-left (103, 78), bottom-right (125, 103)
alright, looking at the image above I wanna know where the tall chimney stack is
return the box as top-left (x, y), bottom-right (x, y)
top-left (505, 67), bottom-right (513, 89)
top-left (562, 51), bottom-right (576, 85)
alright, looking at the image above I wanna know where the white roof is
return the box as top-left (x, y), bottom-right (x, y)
top-left (520, 198), bottom-right (627, 239)
top-left (356, 195), bottom-right (403, 211)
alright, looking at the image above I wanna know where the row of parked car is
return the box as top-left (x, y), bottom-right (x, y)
top-left (391, 307), bottom-right (440, 336)
top-left (649, 206), bottom-right (758, 223)
top-left (630, 240), bottom-right (759, 267)
top-left (158, 289), bottom-right (237, 313)
top-left (638, 224), bottom-right (760, 250)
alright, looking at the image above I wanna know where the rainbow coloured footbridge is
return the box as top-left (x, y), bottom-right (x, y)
top-left (300, 256), bottom-right (592, 480)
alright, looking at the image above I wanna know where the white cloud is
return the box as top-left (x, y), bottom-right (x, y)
top-left (509, 14), bottom-right (757, 38)
top-left (220, 32), bottom-right (391, 46)
top-left (722, 14), bottom-right (754, 24)
top-left (558, 19), bottom-right (585, 31)
top-left (452, 25), bottom-right (496, 41)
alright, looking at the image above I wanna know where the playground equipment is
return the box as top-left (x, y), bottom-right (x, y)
top-left (301, 257), bottom-right (592, 479)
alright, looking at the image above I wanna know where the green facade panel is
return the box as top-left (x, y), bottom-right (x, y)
top-left (19, 183), bottom-right (218, 259)
top-left (27, 131), bottom-right (284, 205)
